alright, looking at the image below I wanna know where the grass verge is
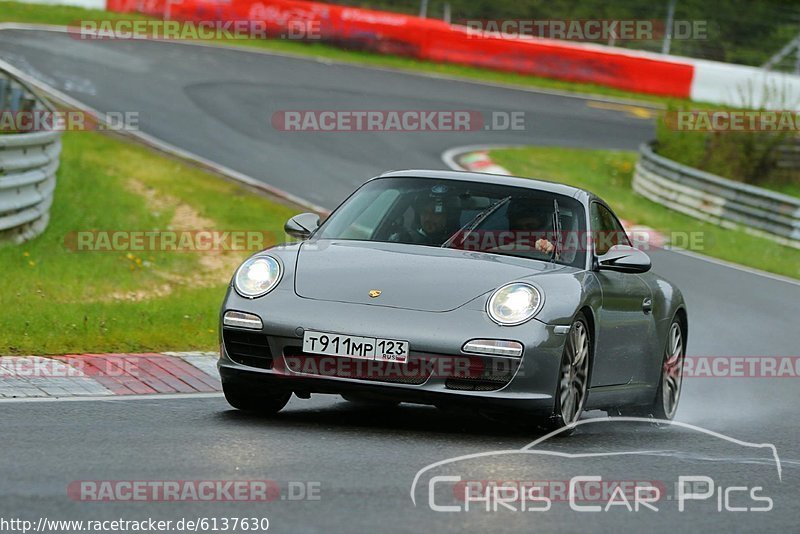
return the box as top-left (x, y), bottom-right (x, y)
top-left (0, 1), bottom-right (148, 25)
top-left (489, 146), bottom-right (800, 280)
top-left (0, 132), bottom-right (297, 355)
top-left (0, 1), bottom-right (681, 108)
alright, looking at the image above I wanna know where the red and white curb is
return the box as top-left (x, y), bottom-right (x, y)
top-left (458, 150), bottom-right (513, 176)
top-left (0, 352), bottom-right (220, 399)
top-left (445, 146), bottom-right (666, 250)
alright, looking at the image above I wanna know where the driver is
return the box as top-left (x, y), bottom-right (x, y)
top-left (507, 199), bottom-right (556, 254)
top-left (411, 196), bottom-right (451, 245)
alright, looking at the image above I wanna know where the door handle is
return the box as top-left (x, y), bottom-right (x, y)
top-left (642, 297), bottom-right (653, 314)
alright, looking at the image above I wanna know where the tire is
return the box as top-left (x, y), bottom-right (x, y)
top-left (618, 317), bottom-right (685, 420)
top-left (545, 311), bottom-right (591, 431)
top-left (223, 387), bottom-right (291, 414)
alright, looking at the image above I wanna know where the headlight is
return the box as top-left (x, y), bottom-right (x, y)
top-left (233, 255), bottom-right (282, 298)
top-left (487, 283), bottom-right (542, 326)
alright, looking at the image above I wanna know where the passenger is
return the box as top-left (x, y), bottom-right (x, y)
top-left (507, 199), bottom-right (556, 254)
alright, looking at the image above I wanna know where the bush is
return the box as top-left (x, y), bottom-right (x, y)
top-left (654, 106), bottom-right (799, 195)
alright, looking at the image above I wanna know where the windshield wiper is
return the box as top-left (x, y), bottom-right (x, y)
top-left (441, 196), bottom-right (512, 248)
top-left (551, 198), bottom-right (561, 263)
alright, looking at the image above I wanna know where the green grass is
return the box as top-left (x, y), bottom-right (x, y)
top-left (0, 1), bottom-right (148, 25)
top-left (489, 146), bottom-right (800, 279)
top-left (0, 1), bottom-right (682, 108)
top-left (0, 132), bottom-right (297, 355)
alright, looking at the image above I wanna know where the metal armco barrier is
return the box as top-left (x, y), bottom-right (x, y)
top-left (0, 67), bottom-right (60, 244)
top-left (633, 142), bottom-right (800, 249)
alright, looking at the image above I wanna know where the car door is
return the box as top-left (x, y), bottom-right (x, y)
top-left (589, 202), bottom-right (656, 387)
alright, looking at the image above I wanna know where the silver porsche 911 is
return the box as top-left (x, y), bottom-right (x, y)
top-left (218, 170), bottom-right (687, 429)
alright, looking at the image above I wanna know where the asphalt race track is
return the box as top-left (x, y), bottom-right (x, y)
top-left (1, 29), bottom-right (799, 532)
top-left (0, 29), bottom-right (652, 207)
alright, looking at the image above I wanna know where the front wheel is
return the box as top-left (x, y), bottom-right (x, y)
top-left (545, 312), bottom-right (591, 431)
top-left (223, 387), bottom-right (291, 414)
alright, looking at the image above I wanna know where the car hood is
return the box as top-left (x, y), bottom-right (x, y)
top-left (293, 240), bottom-right (567, 312)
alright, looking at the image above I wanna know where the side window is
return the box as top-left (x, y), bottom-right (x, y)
top-left (590, 203), bottom-right (630, 255)
top-left (339, 189), bottom-right (400, 240)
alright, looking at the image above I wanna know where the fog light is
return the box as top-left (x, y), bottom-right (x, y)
top-left (462, 339), bottom-right (523, 358)
top-left (223, 311), bottom-right (263, 330)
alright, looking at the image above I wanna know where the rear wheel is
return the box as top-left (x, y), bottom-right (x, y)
top-left (546, 312), bottom-right (591, 431)
top-left (223, 387), bottom-right (291, 414)
top-left (618, 318), bottom-right (685, 420)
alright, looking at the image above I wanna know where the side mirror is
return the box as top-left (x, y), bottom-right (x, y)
top-left (597, 244), bottom-right (651, 274)
top-left (285, 212), bottom-right (320, 240)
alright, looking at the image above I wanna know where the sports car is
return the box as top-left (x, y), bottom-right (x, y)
top-left (218, 169), bottom-right (687, 428)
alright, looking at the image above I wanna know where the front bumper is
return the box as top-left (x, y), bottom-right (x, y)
top-left (218, 286), bottom-right (568, 414)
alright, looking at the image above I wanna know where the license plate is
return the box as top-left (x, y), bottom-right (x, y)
top-left (302, 331), bottom-right (409, 363)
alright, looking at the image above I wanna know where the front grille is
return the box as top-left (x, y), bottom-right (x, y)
top-left (281, 348), bottom-right (430, 385)
top-left (223, 328), bottom-right (273, 370)
top-left (444, 355), bottom-right (520, 392)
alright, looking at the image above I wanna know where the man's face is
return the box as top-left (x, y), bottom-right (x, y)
top-left (420, 203), bottom-right (446, 234)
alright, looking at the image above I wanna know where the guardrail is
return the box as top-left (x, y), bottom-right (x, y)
top-left (0, 67), bottom-right (61, 244)
top-left (633, 142), bottom-right (800, 249)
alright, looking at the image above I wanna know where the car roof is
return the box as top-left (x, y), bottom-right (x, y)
top-left (376, 169), bottom-right (597, 205)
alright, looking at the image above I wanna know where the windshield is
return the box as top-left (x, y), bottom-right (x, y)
top-left (317, 177), bottom-right (586, 268)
